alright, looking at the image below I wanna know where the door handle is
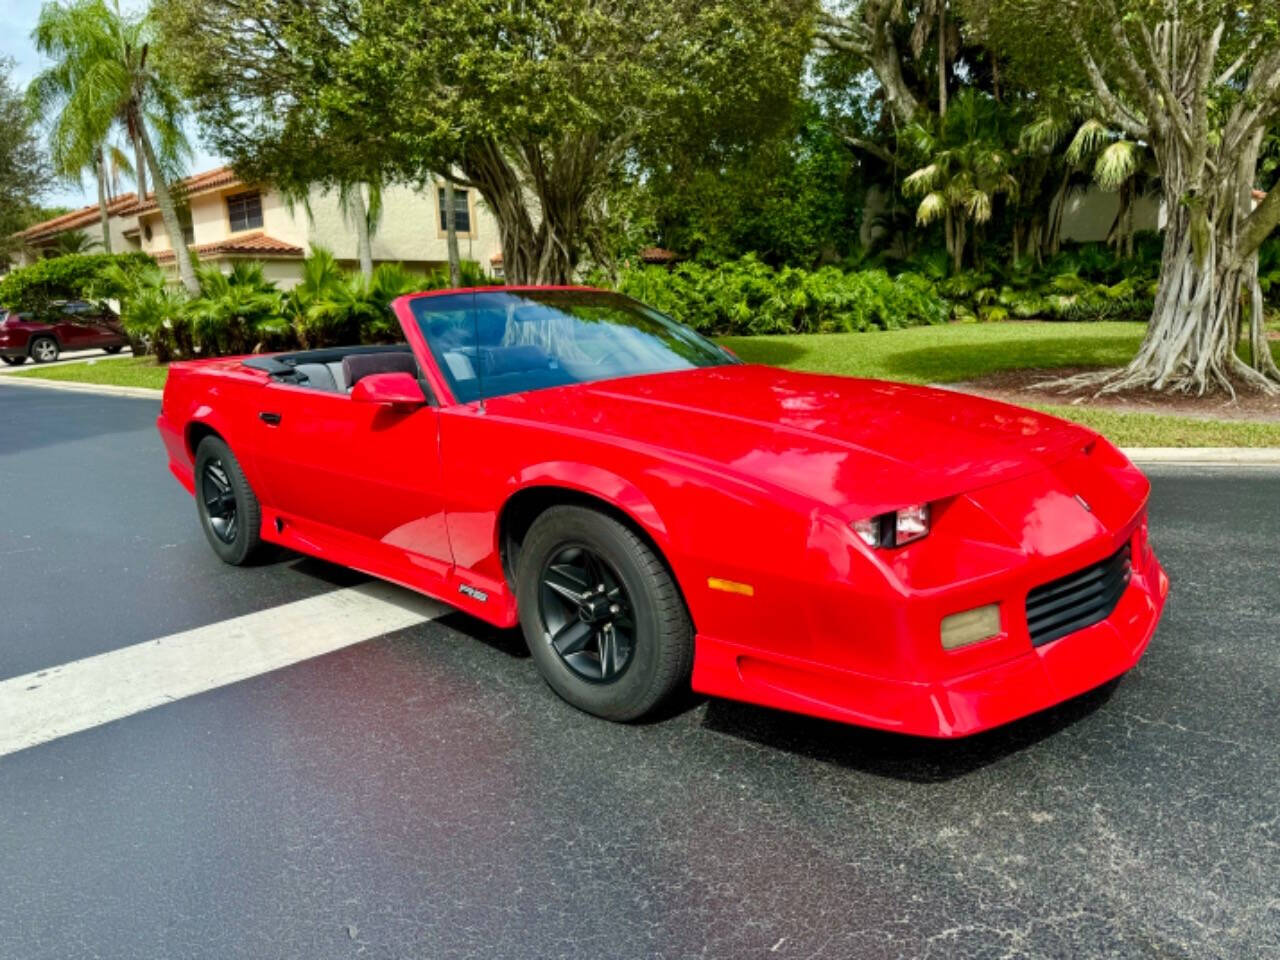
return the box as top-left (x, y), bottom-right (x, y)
top-left (259, 411), bottom-right (282, 425)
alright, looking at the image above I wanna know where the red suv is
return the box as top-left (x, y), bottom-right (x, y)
top-left (0, 301), bottom-right (129, 365)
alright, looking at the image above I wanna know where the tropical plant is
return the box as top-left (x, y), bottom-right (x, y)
top-left (98, 260), bottom-right (190, 360)
top-left (49, 230), bottom-right (99, 256)
top-left (302, 262), bottom-right (433, 346)
top-left (186, 261), bottom-right (288, 355)
top-left (29, 0), bottom-right (196, 292)
top-left (616, 255), bottom-right (949, 335)
top-left (901, 89), bottom-right (1020, 273)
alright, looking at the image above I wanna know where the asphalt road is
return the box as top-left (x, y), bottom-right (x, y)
top-left (0, 383), bottom-right (1277, 960)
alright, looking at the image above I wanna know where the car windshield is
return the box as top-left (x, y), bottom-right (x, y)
top-left (410, 289), bottom-right (734, 402)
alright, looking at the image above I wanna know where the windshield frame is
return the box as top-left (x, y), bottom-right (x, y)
top-left (398, 286), bottom-right (737, 405)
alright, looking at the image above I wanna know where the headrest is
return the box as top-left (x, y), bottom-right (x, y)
top-left (342, 351), bottom-right (418, 388)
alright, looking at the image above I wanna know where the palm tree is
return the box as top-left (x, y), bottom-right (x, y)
top-left (1023, 108), bottom-right (1156, 259)
top-left (902, 89), bottom-right (1019, 273)
top-left (50, 229), bottom-right (99, 255)
top-left (187, 261), bottom-right (289, 355)
top-left (29, 0), bottom-right (197, 293)
top-left (339, 181), bottom-right (383, 280)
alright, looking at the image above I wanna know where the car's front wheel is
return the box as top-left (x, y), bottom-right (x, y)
top-left (104, 345), bottom-right (124, 354)
top-left (516, 506), bottom-right (693, 722)
top-left (194, 436), bottom-right (264, 565)
top-left (1, 356), bottom-right (25, 366)
top-left (29, 337), bottom-right (58, 363)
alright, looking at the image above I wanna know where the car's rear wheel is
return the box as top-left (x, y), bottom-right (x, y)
top-left (194, 436), bottom-right (263, 565)
top-left (104, 345), bottom-right (124, 354)
top-left (29, 337), bottom-right (58, 363)
top-left (516, 506), bottom-right (693, 722)
top-left (1, 356), bottom-right (25, 366)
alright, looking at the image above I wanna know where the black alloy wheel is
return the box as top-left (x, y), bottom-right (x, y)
top-left (201, 458), bottom-right (239, 544)
top-left (539, 544), bottom-right (636, 683)
top-left (516, 505), bottom-right (694, 722)
top-left (194, 435), bottom-right (263, 565)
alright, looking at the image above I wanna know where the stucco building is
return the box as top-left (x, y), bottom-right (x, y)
top-left (6, 166), bottom-right (504, 288)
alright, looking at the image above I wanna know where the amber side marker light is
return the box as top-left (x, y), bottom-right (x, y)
top-left (940, 603), bottom-right (1002, 650)
top-left (708, 577), bottom-right (754, 597)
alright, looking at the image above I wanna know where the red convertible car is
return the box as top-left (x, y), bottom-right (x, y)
top-left (157, 287), bottom-right (1168, 737)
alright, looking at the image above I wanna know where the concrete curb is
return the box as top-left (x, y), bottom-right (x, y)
top-left (1121, 447), bottom-right (1280, 465)
top-left (3, 376), bottom-right (1279, 463)
top-left (0, 376), bottom-right (160, 400)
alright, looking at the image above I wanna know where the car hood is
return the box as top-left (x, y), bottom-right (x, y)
top-left (484, 364), bottom-right (1096, 517)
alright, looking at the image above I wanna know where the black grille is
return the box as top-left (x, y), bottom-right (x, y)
top-left (1025, 545), bottom-right (1131, 647)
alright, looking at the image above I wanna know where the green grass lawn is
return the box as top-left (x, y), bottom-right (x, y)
top-left (720, 321), bottom-right (1149, 383)
top-left (8, 323), bottom-right (1280, 446)
top-left (9, 355), bottom-right (169, 390)
top-left (721, 321), bottom-right (1280, 447)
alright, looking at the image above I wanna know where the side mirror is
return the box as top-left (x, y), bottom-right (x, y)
top-left (350, 371), bottom-right (425, 407)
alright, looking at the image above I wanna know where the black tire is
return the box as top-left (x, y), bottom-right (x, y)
top-left (29, 337), bottom-right (58, 363)
top-left (516, 505), bottom-right (693, 722)
top-left (1, 356), bottom-right (25, 366)
top-left (194, 436), bottom-right (263, 565)
top-left (104, 345), bottom-right (124, 354)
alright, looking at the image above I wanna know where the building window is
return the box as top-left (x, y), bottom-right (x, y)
top-left (179, 210), bottom-right (195, 246)
top-left (438, 187), bottom-right (471, 233)
top-left (227, 191), bottom-right (264, 232)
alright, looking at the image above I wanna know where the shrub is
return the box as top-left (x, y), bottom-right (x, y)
top-left (102, 262), bottom-right (191, 362)
top-left (0, 251), bottom-right (156, 318)
top-left (616, 255), bottom-right (949, 335)
top-left (288, 248), bottom-right (485, 348)
top-left (187, 262), bottom-right (290, 356)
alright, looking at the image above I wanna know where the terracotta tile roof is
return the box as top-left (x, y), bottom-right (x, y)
top-left (153, 232), bottom-right (304, 263)
top-left (118, 166), bottom-right (244, 216)
top-left (1253, 189), bottom-right (1268, 201)
top-left (15, 193), bottom-right (139, 242)
top-left (640, 246), bottom-right (677, 264)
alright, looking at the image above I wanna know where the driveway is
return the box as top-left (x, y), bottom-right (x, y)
top-left (0, 344), bottom-right (134, 373)
top-left (0, 382), bottom-right (1276, 959)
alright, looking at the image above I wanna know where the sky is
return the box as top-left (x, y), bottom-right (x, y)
top-left (1, 0), bottom-right (223, 210)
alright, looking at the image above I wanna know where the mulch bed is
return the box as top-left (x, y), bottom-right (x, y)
top-left (951, 367), bottom-right (1280, 423)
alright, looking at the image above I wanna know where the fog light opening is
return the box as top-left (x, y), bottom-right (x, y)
top-left (940, 603), bottom-right (1002, 651)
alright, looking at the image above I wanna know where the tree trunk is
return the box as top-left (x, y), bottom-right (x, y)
top-left (937, 3), bottom-right (948, 118)
top-left (349, 185), bottom-right (373, 279)
top-left (136, 119), bottom-right (198, 295)
top-left (944, 208), bottom-right (955, 273)
top-left (463, 139), bottom-right (577, 285)
top-left (952, 217), bottom-right (966, 274)
top-left (133, 137), bottom-right (147, 201)
top-left (94, 149), bottom-right (113, 254)
top-left (1110, 152), bottom-right (1277, 395)
top-left (443, 176), bottom-right (461, 288)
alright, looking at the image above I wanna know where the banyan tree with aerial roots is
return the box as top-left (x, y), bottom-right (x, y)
top-left (983, 0), bottom-right (1280, 397)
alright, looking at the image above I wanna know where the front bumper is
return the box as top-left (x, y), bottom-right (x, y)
top-left (691, 547), bottom-right (1168, 739)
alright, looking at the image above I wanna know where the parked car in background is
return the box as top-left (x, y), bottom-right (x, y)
top-left (0, 301), bottom-right (129, 365)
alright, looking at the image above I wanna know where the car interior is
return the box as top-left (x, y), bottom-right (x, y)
top-left (242, 345), bottom-right (421, 395)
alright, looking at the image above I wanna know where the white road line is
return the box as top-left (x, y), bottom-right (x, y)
top-left (0, 581), bottom-right (448, 759)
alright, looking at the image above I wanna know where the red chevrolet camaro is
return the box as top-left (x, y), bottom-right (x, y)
top-left (157, 286), bottom-right (1168, 737)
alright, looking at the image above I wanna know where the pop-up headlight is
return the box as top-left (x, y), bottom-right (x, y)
top-left (852, 503), bottom-right (931, 548)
